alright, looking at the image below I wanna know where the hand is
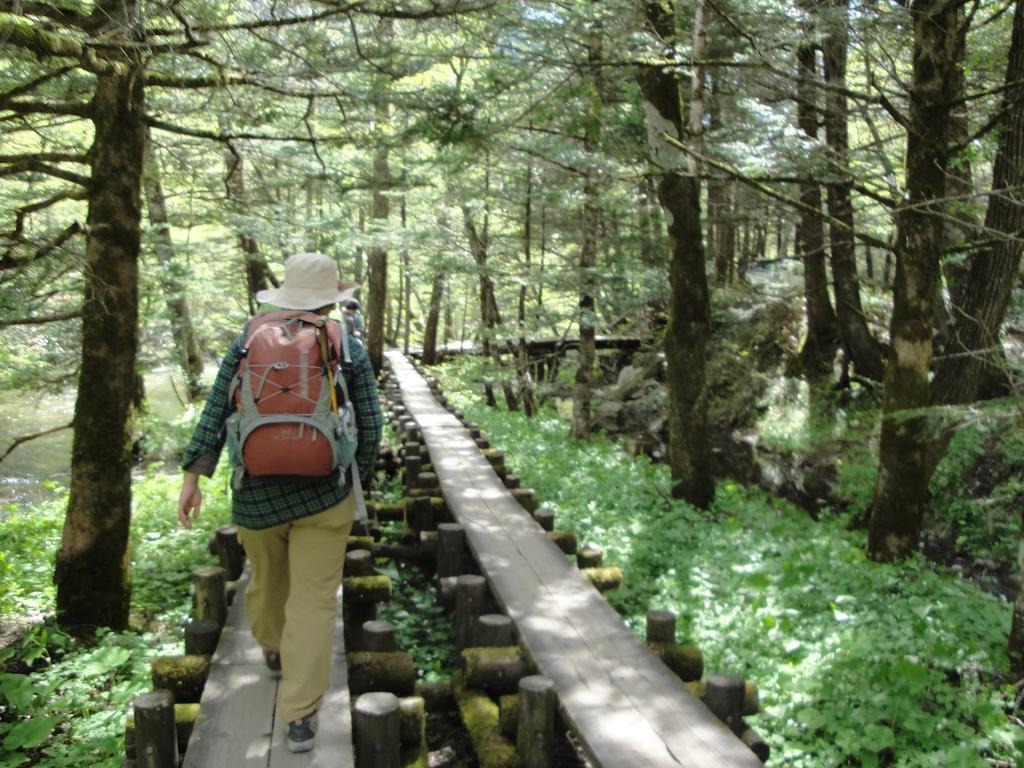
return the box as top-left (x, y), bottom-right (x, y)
top-left (178, 472), bottom-right (202, 529)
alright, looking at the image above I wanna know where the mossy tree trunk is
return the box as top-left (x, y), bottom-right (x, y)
top-left (822, 0), bottom-right (884, 381)
top-left (54, 0), bottom-right (146, 631)
top-left (868, 0), bottom-right (957, 561)
top-left (142, 135), bottom-right (204, 401)
top-left (637, 0), bottom-right (715, 508)
top-left (367, 112), bottom-right (390, 373)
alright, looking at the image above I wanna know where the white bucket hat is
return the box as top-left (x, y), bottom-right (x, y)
top-left (255, 252), bottom-right (359, 310)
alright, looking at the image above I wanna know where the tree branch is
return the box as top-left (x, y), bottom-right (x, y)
top-left (660, 133), bottom-right (894, 251)
top-left (0, 12), bottom-right (126, 76)
top-left (145, 115), bottom-right (355, 145)
top-left (0, 160), bottom-right (89, 186)
top-left (0, 309), bottom-right (80, 327)
top-left (0, 422), bottom-right (73, 464)
top-left (10, 188), bottom-right (88, 237)
top-left (1, 98), bottom-right (91, 118)
top-left (0, 65), bottom-right (76, 106)
top-left (0, 221), bottom-right (82, 270)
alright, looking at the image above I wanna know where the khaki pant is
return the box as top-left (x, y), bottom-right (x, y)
top-left (237, 494), bottom-right (355, 723)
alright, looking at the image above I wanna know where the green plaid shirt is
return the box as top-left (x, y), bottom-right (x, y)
top-left (182, 319), bottom-right (382, 530)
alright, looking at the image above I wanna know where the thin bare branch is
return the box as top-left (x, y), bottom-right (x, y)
top-left (0, 422), bottom-right (73, 464)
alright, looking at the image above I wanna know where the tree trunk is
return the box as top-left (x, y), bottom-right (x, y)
top-left (422, 272), bottom-right (446, 365)
top-left (822, 0), bottom-right (884, 381)
top-left (571, 17), bottom-right (602, 440)
top-left (463, 205), bottom-right (501, 357)
top-left (221, 138), bottom-right (276, 312)
top-left (637, 0), bottom-right (715, 508)
top-left (868, 0), bottom-right (957, 562)
top-left (519, 164), bottom-right (537, 417)
top-left (794, 42), bottom-right (838, 373)
top-left (367, 117), bottom-right (389, 372)
top-left (142, 135), bottom-right (204, 401)
top-left (55, 2), bottom-right (145, 631)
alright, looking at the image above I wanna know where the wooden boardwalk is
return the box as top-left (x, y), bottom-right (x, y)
top-left (182, 571), bottom-right (354, 768)
top-left (386, 350), bottom-right (763, 768)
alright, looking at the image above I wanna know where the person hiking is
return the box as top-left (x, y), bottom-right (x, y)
top-left (177, 251), bottom-right (382, 753)
top-left (342, 297), bottom-right (364, 338)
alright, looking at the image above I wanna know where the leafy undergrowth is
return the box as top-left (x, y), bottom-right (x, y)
top-left (0, 466), bottom-right (231, 768)
top-left (432, 359), bottom-right (1024, 768)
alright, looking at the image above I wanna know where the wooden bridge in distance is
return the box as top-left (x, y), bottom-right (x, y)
top-left (385, 350), bottom-right (763, 768)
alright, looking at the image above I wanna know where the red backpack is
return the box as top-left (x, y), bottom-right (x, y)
top-left (226, 311), bottom-right (357, 482)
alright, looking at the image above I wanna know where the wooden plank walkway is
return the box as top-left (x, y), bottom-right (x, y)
top-left (386, 350), bottom-right (763, 768)
top-left (182, 570), bottom-right (355, 768)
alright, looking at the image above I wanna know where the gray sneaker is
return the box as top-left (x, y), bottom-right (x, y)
top-left (287, 713), bottom-right (316, 753)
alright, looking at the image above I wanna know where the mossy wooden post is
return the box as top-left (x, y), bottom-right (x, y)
top-left (346, 549), bottom-right (376, 577)
top-left (533, 507), bottom-right (555, 532)
top-left (455, 575), bottom-right (487, 651)
top-left (192, 566), bottom-right (227, 629)
top-left (646, 609), bottom-right (677, 644)
top-left (576, 545), bottom-right (603, 569)
top-left (704, 674), bottom-right (745, 734)
top-left (133, 690), bottom-right (177, 768)
top-left (348, 652), bottom-right (416, 696)
top-left (363, 620), bottom-right (397, 652)
top-left (476, 614), bottom-right (514, 647)
top-left (214, 525), bottom-right (244, 580)
top-left (547, 531), bottom-right (577, 556)
top-left (517, 676), bottom-right (556, 768)
top-left (414, 471), bottom-right (438, 492)
top-left (399, 695), bottom-right (426, 749)
top-left (404, 454), bottom-right (422, 489)
top-left (183, 619), bottom-right (219, 656)
top-left (150, 655), bottom-right (211, 703)
top-left (353, 691), bottom-right (401, 768)
top-left (463, 647), bottom-right (529, 694)
top-left (437, 523), bottom-right (465, 578)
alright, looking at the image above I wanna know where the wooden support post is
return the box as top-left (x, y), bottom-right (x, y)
top-left (503, 473), bottom-right (521, 489)
top-left (466, 423), bottom-right (481, 438)
top-left (576, 545), bottom-right (603, 569)
top-left (533, 507), bottom-right (555, 532)
top-left (483, 449), bottom-right (505, 472)
top-left (404, 455), bottom-right (422, 489)
top-left (132, 690), bottom-right (177, 768)
top-left (547, 531), bottom-right (577, 556)
top-left (150, 655), bottom-right (211, 704)
top-left (437, 576), bottom-right (458, 607)
top-left (462, 647), bottom-right (530, 694)
top-left (510, 488), bottom-right (537, 513)
top-left (704, 674), bottom-right (745, 735)
top-left (213, 525), bottom-right (245, 580)
top-left (192, 566), bottom-right (227, 629)
top-left (363, 620), bottom-right (397, 652)
top-left (646, 609), bottom-right (676, 644)
top-left (348, 652), bottom-right (417, 696)
top-left (581, 566), bottom-right (623, 593)
top-left (436, 523), bottom-right (465, 578)
top-left (399, 696), bottom-right (426, 748)
top-left (183, 619), bottom-right (219, 657)
top-left (517, 676), bottom-right (556, 768)
top-left (452, 672), bottom-right (518, 768)
top-left (455, 575), bottom-right (487, 651)
top-left (353, 691), bottom-right (401, 768)
top-left (475, 436), bottom-right (491, 449)
top-left (476, 614), bottom-right (514, 647)
top-left (346, 549), bottom-right (377, 577)
top-left (414, 471), bottom-right (438, 491)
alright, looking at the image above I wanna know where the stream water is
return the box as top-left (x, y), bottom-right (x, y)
top-left (0, 367), bottom-right (195, 508)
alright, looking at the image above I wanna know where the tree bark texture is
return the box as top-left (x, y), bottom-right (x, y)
top-left (519, 163), bottom-right (537, 417)
top-left (638, 0), bottom-right (715, 508)
top-left (932, 0), bottom-right (1024, 408)
top-left (868, 0), bottom-right (957, 561)
top-left (571, 17), bottom-right (602, 440)
top-left (462, 205), bottom-right (501, 357)
top-left (794, 27), bottom-right (838, 372)
top-left (822, 0), bottom-right (884, 381)
top-left (367, 117), bottom-right (389, 374)
top-left (422, 272), bottom-right (446, 365)
top-left (142, 136), bottom-right (204, 401)
top-left (221, 144), bottom-right (276, 311)
top-left (55, 2), bottom-right (145, 631)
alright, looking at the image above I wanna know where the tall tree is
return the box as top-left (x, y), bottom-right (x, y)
top-left (821, 0), bottom-right (884, 381)
top-left (141, 136), bottom-right (204, 401)
top-left (637, 0), bottom-right (715, 508)
top-left (868, 0), bottom-right (958, 561)
top-left (52, 0), bottom-right (146, 630)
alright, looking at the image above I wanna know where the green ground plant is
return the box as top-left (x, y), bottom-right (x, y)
top-left (0, 466), bottom-right (231, 768)
top-left (432, 357), bottom-right (1023, 768)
